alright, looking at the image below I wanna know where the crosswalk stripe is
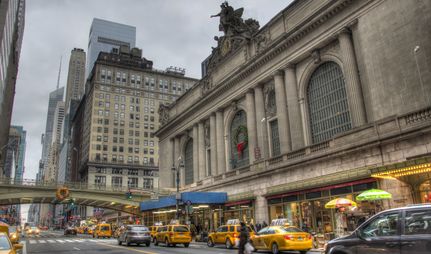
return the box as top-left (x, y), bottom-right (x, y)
top-left (65, 239), bottom-right (74, 242)
top-left (57, 239), bottom-right (65, 243)
top-left (89, 239), bottom-right (97, 242)
top-left (48, 240), bottom-right (55, 243)
top-left (29, 240), bottom-right (37, 244)
top-left (38, 240), bottom-right (46, 243)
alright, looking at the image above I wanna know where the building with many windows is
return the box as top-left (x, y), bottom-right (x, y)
top-left (0, 0), bottom-right (25, 177)
top-left (70, 45), bottom-right (197, 197)
top-left (155, 0), bottom-right (431, 235)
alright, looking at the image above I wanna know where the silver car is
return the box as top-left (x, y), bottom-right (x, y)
top-left (118, 225), bottom-right (151, 246)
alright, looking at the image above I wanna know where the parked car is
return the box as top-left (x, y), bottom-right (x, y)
top-left (64, 226), bottom-right (77, 236)
top-left (26, 227), bottom-right (40, 236)
top-left (325, 204), bottom-right (431, 254)
top-left (117, 225), bottom-right (151, 246)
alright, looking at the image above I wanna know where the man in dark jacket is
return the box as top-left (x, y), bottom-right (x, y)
top-left (238, 222), bottom-right (249, 254)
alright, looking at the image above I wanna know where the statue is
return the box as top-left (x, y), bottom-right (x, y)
top-left (211, 1), bottom-right (259, 39)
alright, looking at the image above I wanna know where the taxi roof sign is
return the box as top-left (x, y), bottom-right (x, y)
top-left (226, 219), bottom-right (240, 225)
top-left (154, 222), bottom-right (163, 226)
top-left (169, 219), bottom-right (180, 225)
top-left (270, 219), bottom-right (289, 226)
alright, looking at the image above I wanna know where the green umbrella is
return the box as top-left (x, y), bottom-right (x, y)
top-left (356, 189), bottom-right (392, 201)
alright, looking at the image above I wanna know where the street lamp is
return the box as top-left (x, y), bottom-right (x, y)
top-left (413, 45), bottom-right (428, 105)
top-left (171, 156), bottom-right (184, 220)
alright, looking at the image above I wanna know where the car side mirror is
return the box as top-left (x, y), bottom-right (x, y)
top-left (14, 243), bottom-right (23, 250)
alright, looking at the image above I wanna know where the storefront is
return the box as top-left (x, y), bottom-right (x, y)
top-left (224, 199), bottom-right (255, 225)
top-left (140, 192), bottom-right (227, 232)
top-left (266, 178), bottom-right (380, 235)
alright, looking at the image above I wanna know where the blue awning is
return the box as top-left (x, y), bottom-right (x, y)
top-left (140, 192), bottom-right (227, 211)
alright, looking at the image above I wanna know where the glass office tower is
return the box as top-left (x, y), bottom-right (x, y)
top-left (87, 18), bottom-right (136, 77)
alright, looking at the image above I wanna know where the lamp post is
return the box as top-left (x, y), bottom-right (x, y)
top-left (413, 45), bottom-right (428, 105)
top-left (171, 156), bottom-right (184, 220)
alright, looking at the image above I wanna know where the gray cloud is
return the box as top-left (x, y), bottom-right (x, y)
top-left (11, 0), bottom-right (291, 180)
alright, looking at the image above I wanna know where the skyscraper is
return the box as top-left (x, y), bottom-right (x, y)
top-left (65, 48), bottom-right (86, 114)
top-left (0, 0), bottom-right (25, 177)
top-left (86, 18), bottom-right (136, 77)
top-left (39, 87), bottom-right (64, 180)
top-left (3, 126), bottom-right (26, 181)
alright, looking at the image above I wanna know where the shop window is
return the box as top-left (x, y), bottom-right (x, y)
top-left (268, 198), bottom-right (282, 205)
top-left (230, 110), bottom-right (249, 169)
top-left (184, 139), bottom-right (194, 185)
top-left (305, 191), bottom-right (321, 200)
top-left (331, 186), bottom-right (352, 196)
top-left (353, 181), bottom-right (377, 192)
top-left (283, 195), bottom-right (298, 203)
top-left (307, 62), bottom-right (351, 143)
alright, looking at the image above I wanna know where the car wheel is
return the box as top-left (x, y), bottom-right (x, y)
top-left (271, 242), bottom-right (279, 254)
top-left (126, 238), bottom-right (131, 246)
top-left (184, 243), bottom-right (189, 248)
top-left (207, 238), bottom-right (214, 247)
top-left (145, 242), bottom-right (150, 247)
top-left (226, 238), bottom-right (233, 249)
top-left (154, 238), bottom-right (159, 246)
top-left (118, 240), bottom-right (122, 245)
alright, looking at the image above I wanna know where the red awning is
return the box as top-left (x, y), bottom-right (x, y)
top-left (267, 178), bottom-right (377, 200)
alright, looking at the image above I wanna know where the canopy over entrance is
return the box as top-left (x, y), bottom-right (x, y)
top-left (140, 192), bottom-right (227, 211)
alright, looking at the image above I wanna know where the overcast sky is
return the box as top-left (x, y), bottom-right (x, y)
top-left (11, 0), bottom-right (291, 182)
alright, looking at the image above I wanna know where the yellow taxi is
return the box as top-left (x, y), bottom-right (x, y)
top-left (154, 223), bottom-right (191, 248)
top-left (87, 225), bottom-right (96, 235)
top-left (250, 219), bottom-right (312, 254)
top-left (148, 225), bottom-right (161, 242)
top-left (207, 219), bottom-right (255, 249)
top-left (0, 232), bottom-right (22, 254)
top-left (93, 223), bottom-right (112, 238)
top-left (7, 227), bottom-right (20, 244)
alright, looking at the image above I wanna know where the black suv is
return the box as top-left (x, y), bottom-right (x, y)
top-left (325, 204), bottom-right (431, 254)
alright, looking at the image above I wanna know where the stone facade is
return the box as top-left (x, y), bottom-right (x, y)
top-left (156, 0), bottom-right (431, 225)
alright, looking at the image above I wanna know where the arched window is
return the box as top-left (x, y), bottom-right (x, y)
top-left (184, 139), bottom-right (194, 185)
top-left (307, 62), bottom-right (351, 143)
top-left (230, 110), bottom-right (249, 169)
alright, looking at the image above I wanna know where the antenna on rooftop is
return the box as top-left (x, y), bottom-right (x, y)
top-left (56, 56), bottom-right (62, 89)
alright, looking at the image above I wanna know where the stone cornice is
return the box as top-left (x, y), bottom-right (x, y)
top-left (157, 0), bottom-right (355, 138)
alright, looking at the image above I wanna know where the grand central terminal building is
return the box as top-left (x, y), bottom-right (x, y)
top-left (151, 0), bottom-right (431, 235)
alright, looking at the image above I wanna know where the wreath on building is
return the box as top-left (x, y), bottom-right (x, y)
top-left (56, 187), bottom-right (70, 201)
top-left (233, 125), bottom-right (248, 158)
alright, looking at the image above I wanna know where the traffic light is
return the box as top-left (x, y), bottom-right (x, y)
top-left (126, 191), bottom-right (132, 199)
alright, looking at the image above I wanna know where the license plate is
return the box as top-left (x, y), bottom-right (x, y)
top-left (178, 233), bottom-right (183, 235)
top-left (298, 237), bottom-right (303, 241)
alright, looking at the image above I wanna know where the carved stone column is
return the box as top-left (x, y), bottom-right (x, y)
top-left (254, 85), bottom-right (269, 159)
top-left (274, 71), bottom-right (292, 154)
top-left (285, 65), bottom-right (304, 150)
top-left (198, 121), bottom-right (206, 179)
top-left (245, 90), bottom-right (258, 162)
top-left (299, 98), bottom-right (312, 146)
top-left (192, 124), bottom-right (199, 183)
top-left (168, 138), bottom-right (175, 187)
top-left (338, 28), bottom-right (367, 127)
top-left (209, 114), bottom-right (217, 176)
top-left (216, 110), bottom-right (226, 174)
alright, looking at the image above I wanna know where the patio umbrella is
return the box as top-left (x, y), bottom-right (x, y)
top-left (356, 189), bottom-right (392, 201)
top-left (325, 198), bottom-right (357, 209)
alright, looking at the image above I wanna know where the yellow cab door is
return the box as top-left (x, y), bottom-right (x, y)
top-left (218, 226), bottom-right (228, 244)
top-left (263, 227), bottom-right (277, 249)
top-left (253, 227), bottom-right (267, 249)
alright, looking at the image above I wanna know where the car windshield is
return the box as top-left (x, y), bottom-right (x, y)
top-left (174, 226), bottom-right (189, 232)
top-left (281, 227), bottom-right (303, 233)
top-left (128, 226), bottom-right (148, 231)
top-left (0, 236), bottom-right (11, 250)
top-left (101, 226), bottom-right (110, 231)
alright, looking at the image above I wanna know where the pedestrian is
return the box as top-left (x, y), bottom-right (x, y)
top-left (238, 222), bottom-right (249, 254)
top-left (256, 223), bottom-right (261, 232)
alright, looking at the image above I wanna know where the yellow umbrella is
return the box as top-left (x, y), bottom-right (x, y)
top-left (325, 198), bottom-right (357, 209)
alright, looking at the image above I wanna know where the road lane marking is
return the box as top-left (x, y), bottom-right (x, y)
top-left (38, 240), bottom-right (46, 243)
top-left (29, 240), bottom-right (37, 244)
top-left (65, 239), bottom-right (74, 242)
top-left (95, 242), bottom-right (158, 254)
top-left (73, 247), bottom-right (80, 250)
top-left (48, 240), bottom-right (55, 243)
top-left (56, 239), bottom-right (65, 243)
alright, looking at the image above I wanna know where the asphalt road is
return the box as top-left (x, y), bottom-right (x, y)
top-left (21, 230), bottom-right (323, 254)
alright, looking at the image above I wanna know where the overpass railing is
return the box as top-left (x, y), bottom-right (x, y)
top-left (0, 177), bottom-right (159, 194)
